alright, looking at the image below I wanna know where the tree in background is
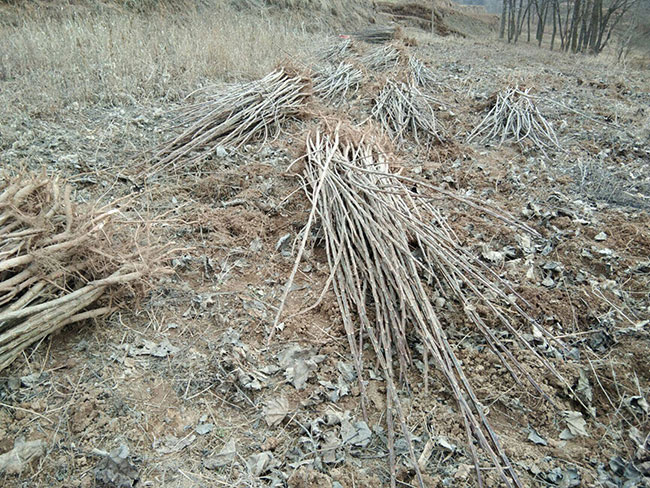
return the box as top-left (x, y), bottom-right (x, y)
top-left (499, 0), bottom-right (642, 54)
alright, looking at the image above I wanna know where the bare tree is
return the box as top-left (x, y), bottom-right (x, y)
top-left (500, 0), bottom-right (640, 54)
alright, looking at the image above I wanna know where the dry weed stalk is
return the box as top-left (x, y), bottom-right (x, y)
top-left (0, 174), bottom-right (161, 372)
top-left (467, 86), bottom-right (560, 150)
top-left (284, 125), bottom-right (573, 487)
top-left (152, 68), bottom-right (311, 172)
top-left (313, 62), bottom-right (364, 105)
top-left (372, 79), bottom-right (443, 146)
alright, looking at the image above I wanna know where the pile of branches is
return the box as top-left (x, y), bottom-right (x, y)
top-left (153, 68), bottom-right (311, 172)
top-left (346, 26), bottom-right (397, 44)
top-left (408, 55), bottom-right (437, 87)
top-left (313, 62), bottom-right (364, 105)
top-left (280, 124), bottom-right (573, 487)
top-left (359, 44), bottom-right (403, 71)
top-left (0, 174), bottom-right (160, 372)
top-left (372, 79), bottom-right (443, 146)
top-left (467, 86), bottom-right (560, 150)
top-left (319, 38), bottom-right (353, 63)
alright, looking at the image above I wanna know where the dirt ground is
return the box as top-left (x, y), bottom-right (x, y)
top-left (1, 5), bottom-right (649, 488)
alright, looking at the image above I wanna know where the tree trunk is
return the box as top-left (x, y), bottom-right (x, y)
top-left (563, 0), bottom-right (573, 50)
top-left (567, 0), bottom-right (582, 53)
top-left (551, 0), bottom-right (558, 49)
top-left (500, 0), bottom-right (508, 37)
top-left (588, 0), bottom-right (602, 52)
top-left (539, 1), bottom-right (550, 46)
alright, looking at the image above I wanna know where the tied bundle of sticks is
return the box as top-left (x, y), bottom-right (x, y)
top-left (467, 86), bottom-right (560, 151)
top-left (313, 62), bottom-right (364, 105)
top-left (359, 44), bottom-right (403, 71)
top-left (276, 124), bottom-right (576, 487)
top-left (319, 37), bottom-right (352, 63)
top-left (0, 174), bottom-right (161, 372)
top-left (372, 79), bottom-right (443, 146)
top-left (152, 68), bottom-right (311, 173)
top-left (346, 26), bottom-right (397, 44)
top-left (408, 56), bottom-right (437, 87)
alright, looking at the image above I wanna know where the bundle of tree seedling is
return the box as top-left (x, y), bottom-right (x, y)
top-left (153, 68), bottom-right (311, 172)
top-left (275, 124), bottom-right (574, 487)
top-left (0, 173), bottom-right (162, 372)
top-left (313, 62), bottom-right (364, 105)
top-left (467, 86), bottom-right (560, 150)
top-left (372, 78), bottom-right (443, 146)
top-left (408, 55), bottom-right (437, 87)
top-left (346, 26), bottom-right (398, 44)
top-left (319, 37), bottom-right (353, 63)
top-left (359, 43), bottom-right (403, 71)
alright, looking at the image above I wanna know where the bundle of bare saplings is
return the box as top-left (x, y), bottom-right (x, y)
top-left (0, 173), bottom-right (164, 372)
top-left (153, 67), bottom-right (312, 173)
top-left (276, 123), bottom-right (579, 487)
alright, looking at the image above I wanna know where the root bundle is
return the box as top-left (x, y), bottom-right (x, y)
top-left (467, 86), bottom-right (560, 150)
top-left (284, 125), bottom-right (570, 487)
top-left (372, 79), bottom-right (443, 146)
top-left (153, 68), bottom-right (311, 171)
top-left (0, 174), bottom-right (160, 372)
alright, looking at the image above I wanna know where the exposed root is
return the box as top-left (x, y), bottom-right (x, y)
top-left (408, 55), bottom-right (437, 87)
top-left (0, 173), bottom-right (164, 372)
top-left (319, 38), bottom-right (353, 63)
top-left (359, 44), bottom-right (402, 71)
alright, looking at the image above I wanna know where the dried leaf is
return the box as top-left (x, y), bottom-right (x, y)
top-left (94, 444), bottom-right (139, 488)
top-left (340, 419), bottom-right (371, 447)
top-left (0, 438), bottom-right (46, 475)
top-left (527, 427), bottom-right (548, 446)
top-left (204, 439), bottom-right (237, 469)
top-left (560, 411), bottom-right (588, 440)
top-left (246, 451), bottom-right (278, 477)
top-left (264, 396), bottom-right (290, 427)
top-left (153, 434), bottom-right (196, 454)
top-left (195, 423), bottom-right (214, 435)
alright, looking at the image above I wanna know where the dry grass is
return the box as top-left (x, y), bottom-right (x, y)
top-left (0, 4), bottom-right (317, 111)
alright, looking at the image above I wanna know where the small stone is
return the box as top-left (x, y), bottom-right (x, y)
top-left (542, 277), bottom-right (555, 288)
top-left (594, 232), bottom-right (607, 241)
top-left (195, 423), bottom-right (214, 435)
top-left (215, 146), bottom-right (228, 158)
